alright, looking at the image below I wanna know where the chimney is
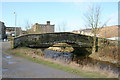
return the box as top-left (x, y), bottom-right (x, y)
top-left (47, 21), bottom-right (50, 25)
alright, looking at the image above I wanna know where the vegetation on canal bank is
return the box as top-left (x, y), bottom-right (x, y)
top-left (6, 47), bottom-right (118, 78)
top-left (89, 45), bottom-right (119, 65)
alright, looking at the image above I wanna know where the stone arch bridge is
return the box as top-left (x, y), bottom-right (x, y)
top-left (13, 32), bottom-right (94, 48)
top-left (13, 32), bottom-right (110, 49)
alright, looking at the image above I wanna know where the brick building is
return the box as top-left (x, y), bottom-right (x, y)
top-left (0, 21), bottom-right (6, 40)
top-left (31, 21), bottom-right (54, 33)
top-left (72, 25), bottom-right (120, 40)
top-left (6, 27), bottom-right (22, 36)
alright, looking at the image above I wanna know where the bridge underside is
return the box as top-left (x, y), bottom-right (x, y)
top-left (27, 42), bottom-right (92, 57)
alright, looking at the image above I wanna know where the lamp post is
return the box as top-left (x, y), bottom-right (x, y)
top-left (14, 12), bottom-right (17, 37)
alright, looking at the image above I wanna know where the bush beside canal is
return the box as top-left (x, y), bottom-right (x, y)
top-left (89, 45), bottom-right (119, 65)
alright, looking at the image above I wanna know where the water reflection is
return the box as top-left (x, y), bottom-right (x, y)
top-left (7, 61), bottom-right (18, 64)
top-left (2, 68), bottom-right (8, 72)
top-left (6, 56), bottom-right (11, 59)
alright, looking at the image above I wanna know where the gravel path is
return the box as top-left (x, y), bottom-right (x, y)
top-left (2, 42), bottom-right (81, 78)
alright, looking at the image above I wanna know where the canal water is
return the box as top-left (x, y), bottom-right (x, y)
top-left (43, 49), bottom-right (73, 64)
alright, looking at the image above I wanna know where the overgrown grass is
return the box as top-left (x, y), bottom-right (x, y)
top-left (7, 47), bottom-right (108, 78)
top-left (89, 45), bottom-right (119, 64)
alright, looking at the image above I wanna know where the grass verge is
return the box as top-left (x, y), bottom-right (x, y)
top-left (6, 47), bottom-right (108, 78)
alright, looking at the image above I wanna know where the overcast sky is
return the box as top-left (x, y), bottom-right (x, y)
top-left (2, 2), bottom-right (118, 32)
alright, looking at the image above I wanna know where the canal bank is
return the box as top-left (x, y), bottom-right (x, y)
top-left (3, 42), bottom-right (81, 78)
top-left (42, 49), bottom-right (120, 78)
top-left (6, 46), bottom-right (119, 78)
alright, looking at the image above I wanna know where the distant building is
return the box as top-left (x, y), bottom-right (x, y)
top-left (21, 30), bottom-right (27, 35)
top-left (31, 21), bottom-right (55, 33)
top-left (98, 25), bottom-right (120, 38)
top-left (72, 28), bottom-right (95, 36)
top-left (72, 30), bottom-right (80, 34)
top-left (0, 21), bottom-right (6, 40)
top-left (79, 29), bottom-right (95, 36)
top-left (72, 25), bottom-right (120, 40)
top-left (6, 27), bottom-right (22, 36)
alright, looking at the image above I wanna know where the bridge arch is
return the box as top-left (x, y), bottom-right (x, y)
top-left (13, 32), bottom-right (93, 48)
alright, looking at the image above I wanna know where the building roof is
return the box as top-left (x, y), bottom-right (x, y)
top-left (34, 23), bottom-right (55, 26)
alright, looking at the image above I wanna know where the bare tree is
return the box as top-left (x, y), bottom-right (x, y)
top-left (57, 24), bottom-right (61, 32)
top-left (84, 5), bottom-right (101, 53)
top-left (25, 20), bottom-right (31, 34)
top-left (62, 22), bottom-right (67, 32)
top-left (58, 21), bottom-right (67, 32)
top-left (84, 5), bottom-right (110, 53)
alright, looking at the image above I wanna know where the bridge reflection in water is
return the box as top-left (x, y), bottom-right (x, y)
top-left (43, 49), bottom-right (73, 64)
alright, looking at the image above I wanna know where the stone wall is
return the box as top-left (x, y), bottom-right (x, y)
top-left (0, 21), bottom-right (6, 40)
top-left (6, 27), bottom-right (22, 36)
